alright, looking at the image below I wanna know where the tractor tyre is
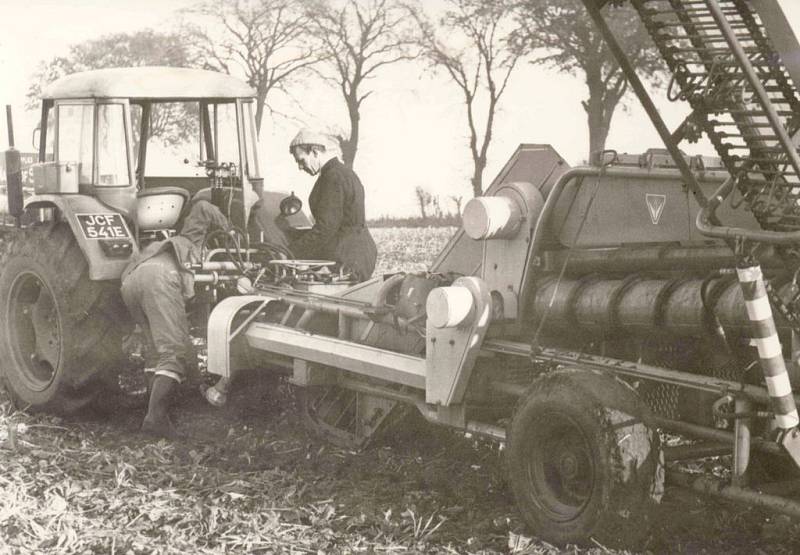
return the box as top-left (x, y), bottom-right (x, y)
top-left (748, 450), bottom-right (800, 483)
top-left (0, 223), bottom-right (127, 413)
top-left (506, 369), bottom-right (663, 548)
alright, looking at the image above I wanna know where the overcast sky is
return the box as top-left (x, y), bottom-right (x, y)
top-left (1, 0), bottom-right (799, 217)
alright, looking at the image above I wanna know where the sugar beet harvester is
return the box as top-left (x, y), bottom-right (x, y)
top-left (5, 0), bottom-right (800, 548)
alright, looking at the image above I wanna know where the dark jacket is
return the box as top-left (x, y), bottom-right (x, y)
top-left (293, 158), bottom-right (377, 281)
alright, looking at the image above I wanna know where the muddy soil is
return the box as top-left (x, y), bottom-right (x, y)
top-left (72, 368), bottom-right (800, 554)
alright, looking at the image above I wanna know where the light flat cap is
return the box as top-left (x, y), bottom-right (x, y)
top-left (289, 128), bottom-right (330, 151)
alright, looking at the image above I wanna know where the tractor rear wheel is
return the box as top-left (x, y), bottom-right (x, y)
top-left (0, 223), bottom-right (127, 413)
top-left (506, 369), bottom-right (663, 548)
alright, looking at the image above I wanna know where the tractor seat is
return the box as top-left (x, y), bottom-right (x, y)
top-left (136, 186), bottom-right (191, 231)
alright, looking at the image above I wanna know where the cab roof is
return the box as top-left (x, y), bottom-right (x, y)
top-left (41, 67), bottom-right (256, 101)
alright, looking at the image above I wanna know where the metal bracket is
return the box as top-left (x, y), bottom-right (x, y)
top-left (206, 294), bottom-right (277, 380)
top-left (425, 276), bottom-right (492, 405)
top-left (779, 427), bottom-right (800, 470)
top-left (290, 359), bottom-right (338, 387)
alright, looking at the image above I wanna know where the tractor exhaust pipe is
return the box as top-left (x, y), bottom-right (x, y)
top-left (5, 105), bottom-right (24, 221)
top-left (6, 105), bottom-right (14, 146)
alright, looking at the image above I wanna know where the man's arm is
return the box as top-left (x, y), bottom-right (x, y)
top-left (189, 200), bottom-right (230, 230)
top-left (180, 199), bottom-right (230, 246)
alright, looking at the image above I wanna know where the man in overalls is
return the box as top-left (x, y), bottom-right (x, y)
top-left (121, 200), bottom-right (229, 438)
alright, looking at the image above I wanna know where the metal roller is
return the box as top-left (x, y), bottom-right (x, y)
top-left (530, 274), bottom-right (795, 338)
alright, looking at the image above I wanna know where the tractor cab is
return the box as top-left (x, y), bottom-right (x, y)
top-left (33, 67), bottom-right (264, 239)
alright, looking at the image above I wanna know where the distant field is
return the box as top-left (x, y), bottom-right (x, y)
top-left (0, 227), bottom-right (460, 272)
top-left (371, 226), bottom-right (457, 275)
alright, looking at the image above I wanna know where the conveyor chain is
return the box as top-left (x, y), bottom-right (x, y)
top-left (633, 0), bottom-right (800, 232)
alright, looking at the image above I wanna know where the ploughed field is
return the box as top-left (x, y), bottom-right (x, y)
top-left (0, 226), bottom-right (799, 554)
top-left (371, 226), bottom-right (456, 275)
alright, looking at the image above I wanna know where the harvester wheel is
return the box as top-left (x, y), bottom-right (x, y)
top-left (506, 369), bottom-right (663, 548)
top-left (0, 223), bottom-right (126, 413)
top-left (749, 450), bottom-right (800, 482)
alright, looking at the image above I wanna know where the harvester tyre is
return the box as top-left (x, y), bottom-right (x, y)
top-left (0, 223), bottom-right (126, 413)
top-left (506, 369), bottom-right (663, 548)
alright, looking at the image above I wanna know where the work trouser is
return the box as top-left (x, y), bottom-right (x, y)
top-left (120, 251), bottom-right (191, 383)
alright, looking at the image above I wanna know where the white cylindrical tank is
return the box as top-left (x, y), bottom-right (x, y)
top-left (427, 286), bottom-right (474, 328)
top-left (462, 195), bottom-right (522, 240)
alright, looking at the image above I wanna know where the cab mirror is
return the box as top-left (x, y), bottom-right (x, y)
top-left (32, 126), bottom-right (40, 150)
top-left (280, 191), bottom-right (302, 217)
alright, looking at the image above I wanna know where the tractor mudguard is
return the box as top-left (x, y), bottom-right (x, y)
top-left (26, 195), bottom-right (138, 281)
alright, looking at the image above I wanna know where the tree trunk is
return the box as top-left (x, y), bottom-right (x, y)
top-left (343, 96), bottom-right (360, 169)
top-left (415, 187), bottom-right (430, 218)
top-left (470, 161), bottom-right (485, 197)
top-left (584, 69), bottom-right (623, 164)
top-left (450, 196), bottom-right (463, 215)
top-left (586, 102), bottom-right (611, 163)
top-left (255, 90), bottom-right (266, 134)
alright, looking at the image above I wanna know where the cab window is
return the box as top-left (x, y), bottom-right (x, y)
top-left (44, 107), bottom-right (55, 162)
top-left (97, 104), bottom-right (130, 186)
top-left (213, 103), bottom-right (239, 168)
top-left (57, 104), bottom-right (94, 184)
top-left (243, 101), bottom-right (260, 179)
top-left (144, 102), bottom-right (203, 176)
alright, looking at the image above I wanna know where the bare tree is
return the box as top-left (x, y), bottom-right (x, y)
top-left (412, 0), bottom-right (523, 197)
top-left (185, 0), bottom-right (322, 132)
top-left (511, 0), bottom-right (663, 161)
top-left (414, 185), bottom-right (433, 219)
top-left (432, 195), bottom-right (443, 218)
top-left (449, 194), bottom-right (463, 215)
top-left (305, 0), bottom-right (419, 169)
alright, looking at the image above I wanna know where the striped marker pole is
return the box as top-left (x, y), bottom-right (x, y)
top-left (737, 265), bottom-right (799, 431)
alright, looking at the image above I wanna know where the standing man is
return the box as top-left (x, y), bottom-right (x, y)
top-left (121, 199), bottom-right (229, 438)
top-left (288, 128), bottom-right (377, 281)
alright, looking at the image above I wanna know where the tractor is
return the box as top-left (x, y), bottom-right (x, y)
top-left (0, 66), bottom-right (310, 412)
top-left (5, 0), bottom-right (800, 548)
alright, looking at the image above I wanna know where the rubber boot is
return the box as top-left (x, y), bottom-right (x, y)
top-left (141, 375), bottom-right (180, 439)
top-left (145, 371), bottom-right (156, 399)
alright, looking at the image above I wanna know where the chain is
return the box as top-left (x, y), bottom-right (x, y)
top-left (763, 279), bottom-right (800, 333)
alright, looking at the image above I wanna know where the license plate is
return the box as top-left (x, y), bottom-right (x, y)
top-left (76, 213), bottom-right (131, 240)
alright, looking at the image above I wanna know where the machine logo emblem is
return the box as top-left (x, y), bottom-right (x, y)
top-left (645, 194), bottom-right (666, 224)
